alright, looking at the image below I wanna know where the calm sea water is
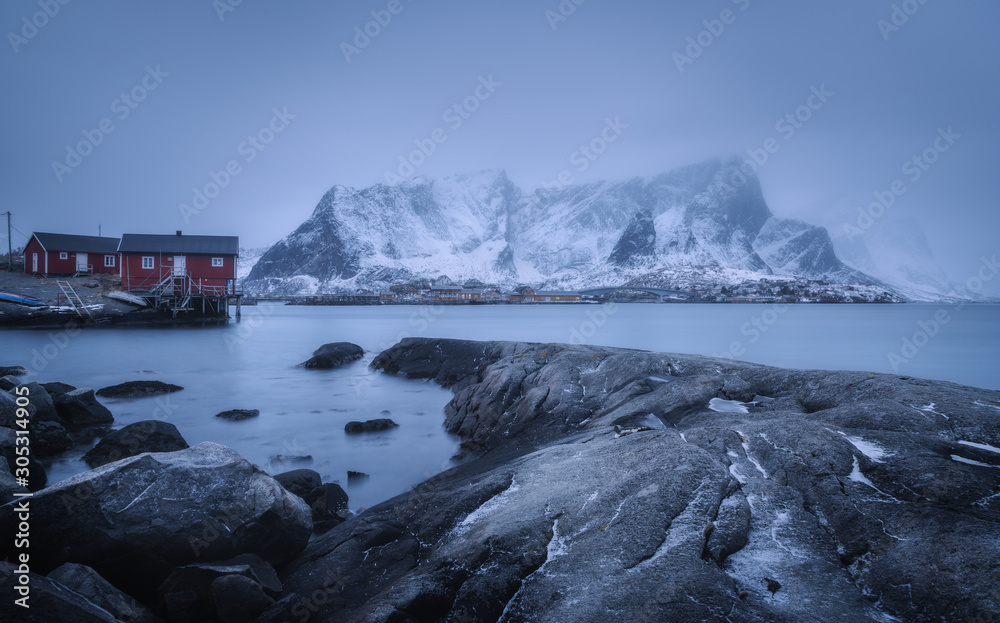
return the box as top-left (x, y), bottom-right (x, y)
top-left (5, 303), bottom-right (998, 509)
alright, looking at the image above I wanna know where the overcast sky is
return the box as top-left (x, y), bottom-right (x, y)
top-left (2, 1), bottom-right (997, 291)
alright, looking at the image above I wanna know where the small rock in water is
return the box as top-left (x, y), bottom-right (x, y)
top-left (215, 409), bottom-right (260, 421)
top-left (299, 342), bottom-right (365, 369)
top-left (269, 454), bottom-right (313, 464)
top-left (344, 418), bottom-right (399, 433)
top-left (41, 381), bottom-right (76, 397)
top-left (96, 380), bottom-right (184, 398)
top-left (0, 366), bottom-right (26, 377)
top-left (347, 470), bottom-right (370, 484)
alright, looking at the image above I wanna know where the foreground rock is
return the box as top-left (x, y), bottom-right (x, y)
top-left (260, 338), bottom-right (1000, 623)
top-left (0, 562), bottom-right (120, 622)
top-left (156, 555), bottom-right (280, 622)
top-left (0, 442), bottom-right (312, 599)
top-left (273, 468), bottom-right (322, 498)
top-left (96, 380), bottom-right (184, 398)
top-left (300, 342), bottom-right (365, 369)
top-left (53, 388), bottom-right (114, 427)
top-left (47, 563), bottom-right (161, 623)
top-left (216, 408), bottom-right (259, 421)
top-left (344, 418), bottom-right (398, 433)
top-left (83, 420), bottom-right (189, 468)
top-left (0, 427), bottom-right (46, 490)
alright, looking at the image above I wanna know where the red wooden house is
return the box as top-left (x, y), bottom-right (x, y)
top-left (24, 232), bottom-right (122, 276)
top-left (118, 231), bottom-right (239, 295)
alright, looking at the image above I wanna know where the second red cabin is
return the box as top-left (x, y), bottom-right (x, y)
top-left (119, 231), bottom-right (239, 295)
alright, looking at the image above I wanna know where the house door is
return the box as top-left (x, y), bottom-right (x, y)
top-left (32, 253), bottom-right (38, 272)
top-left (76, 253), bottom-right (88, 272)
top-left (173, 256), bottom-right (186, 276)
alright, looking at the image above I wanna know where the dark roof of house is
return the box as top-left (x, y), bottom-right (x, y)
top-left (118, 233), bottom-right (239, 255)
top-left (33, 232), bottom-right (121, 254)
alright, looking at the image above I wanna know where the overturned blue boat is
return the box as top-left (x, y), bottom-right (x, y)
top-left (0, 291), bottom-right (46, 307)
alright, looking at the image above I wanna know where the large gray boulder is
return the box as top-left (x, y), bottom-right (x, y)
top-left (0, 442), bottom-right (312, 589)
top-left (260, 338), bottom-right (1000, 623)
top-left (299, 342), bottom-right (365, 369)
top-left (83, 420), bottom-right (189, 467)
top-left (53, 388), bottom-right (114, 427)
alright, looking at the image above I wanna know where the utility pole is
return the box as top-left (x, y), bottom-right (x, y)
top-left (3, 212), bottom-right (10, 272)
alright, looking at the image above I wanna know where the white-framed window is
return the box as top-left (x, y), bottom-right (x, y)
top-left (59, 252), bottom-right (68, 260)
top-left (142, 256), bottom-right (154, 269)
top-left (104, 255), bottom-right (116, 267)
top-left (212, 257), bottom-right (224, 267)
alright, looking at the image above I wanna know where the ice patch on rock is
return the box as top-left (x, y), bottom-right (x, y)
top-left (708, 398), bottom-right (749, 414)
top-left (951, 455), bottom-right (1000, 469)
top-left (454, 478), bottom-right (521, 534)
top-left (957, 440), bottom-right (1000, 455)
top-left (838, 432), bottom-right (892, 463)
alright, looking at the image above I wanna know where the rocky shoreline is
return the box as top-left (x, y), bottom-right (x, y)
top-left (2, 338), bottom-right (999, 621)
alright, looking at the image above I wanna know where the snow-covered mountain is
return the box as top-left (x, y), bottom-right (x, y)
top-left (832, 218), bottom-right (970, 302)
top-left (244, 158), bottom-right (886, 296)
top-left (237, 247), bottom-right (269, 282)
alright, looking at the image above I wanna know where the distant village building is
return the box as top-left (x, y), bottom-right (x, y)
top-left (118, 231), bottom-right (239, 294)
top-left (24, 232), bottom-right (121, 276)
top-left (531, 290), bottom-right (582, 303)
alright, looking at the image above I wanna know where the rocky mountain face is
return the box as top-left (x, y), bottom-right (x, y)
top-left (244, 159), bottom-right (882, 296)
